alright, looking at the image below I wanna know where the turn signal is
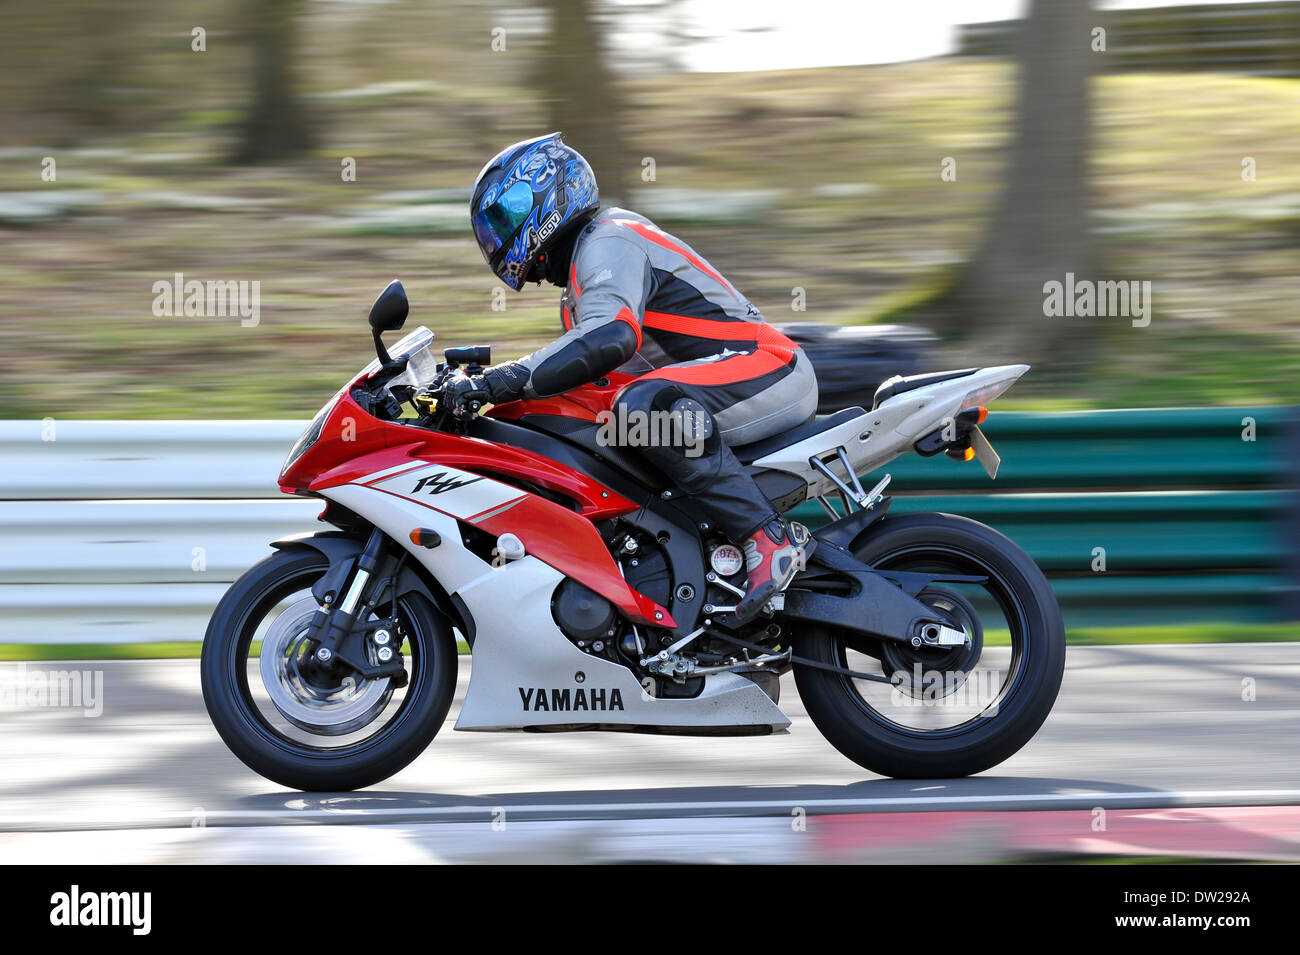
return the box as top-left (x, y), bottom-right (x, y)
top-left (409, 527), bottom-right (442, 548)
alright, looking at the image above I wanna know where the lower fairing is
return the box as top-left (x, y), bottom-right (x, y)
top-left (451, 555), bottom-right (790, 732)
top-left (320, 481), bottom-right (791, 733)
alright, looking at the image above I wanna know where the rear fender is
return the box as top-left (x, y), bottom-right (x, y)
top-left (809, 497), bottom-right (892, 551)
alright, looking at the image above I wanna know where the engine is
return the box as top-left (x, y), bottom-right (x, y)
top-left (550, 524), bottom-right (784, 703)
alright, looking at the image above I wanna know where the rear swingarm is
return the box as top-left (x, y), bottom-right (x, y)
top-left (777, 537), bottom-right (985, 650)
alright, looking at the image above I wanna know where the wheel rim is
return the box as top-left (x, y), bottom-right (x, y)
top-left (833, 544), bottom-right (1031, 738)
top-left (229, 563), bottom-right (429, 755)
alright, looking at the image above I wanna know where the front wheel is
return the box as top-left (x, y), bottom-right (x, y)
top-left (793, 512), bottom-right (1065, 778)
top-left (201, 546), bottom-right (458, 791)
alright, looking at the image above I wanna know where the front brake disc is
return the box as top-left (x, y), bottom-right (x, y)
top-left (258, 596), bottom-right (394, 736)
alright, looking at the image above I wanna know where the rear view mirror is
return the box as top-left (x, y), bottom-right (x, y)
top-left (368, 280), bottom-right (409, 333)
top-left (369, 280), bottom-right (410, 369)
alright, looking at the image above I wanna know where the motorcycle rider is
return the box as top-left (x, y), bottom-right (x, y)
top-left (450, 133), bottom-right (817, 622)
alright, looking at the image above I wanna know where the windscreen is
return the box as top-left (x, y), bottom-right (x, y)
top-left (359, 325), bottom-right (435, 380)
top-left (379, 326), bottom-right (439, 391)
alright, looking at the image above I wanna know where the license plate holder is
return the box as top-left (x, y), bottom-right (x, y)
top-left (969, 425), bottom-right (1001, 479)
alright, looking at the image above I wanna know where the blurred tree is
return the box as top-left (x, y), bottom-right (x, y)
top-left (936, 0), bottom-right (1095, 368)
top-left (232, 0), bottom-right (316, 164)
top-left (0, 0), bottom-right (147, 143)
top-left (536, 0), bottom-right (630, 200)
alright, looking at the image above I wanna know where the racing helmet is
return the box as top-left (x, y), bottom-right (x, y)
top-left (469, 132), bottom-right (599, 290)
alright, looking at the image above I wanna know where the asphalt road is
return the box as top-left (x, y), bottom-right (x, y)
top-left (2, 643), bottom-right (1298, 861)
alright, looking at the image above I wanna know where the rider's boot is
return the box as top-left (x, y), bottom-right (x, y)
top-left (734, 517), bottom-right (811, 623)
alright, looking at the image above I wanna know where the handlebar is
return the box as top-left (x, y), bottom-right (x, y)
top-left (412, 366), bottom-right (483, 422)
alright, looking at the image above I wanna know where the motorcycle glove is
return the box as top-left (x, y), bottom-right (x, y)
top-left (444, 361), bottom-right (531, 416)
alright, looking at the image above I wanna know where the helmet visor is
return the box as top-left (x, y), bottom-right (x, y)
top-left (471, 180), bottom-right (534, 261)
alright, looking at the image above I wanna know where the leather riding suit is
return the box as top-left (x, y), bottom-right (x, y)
top-left (484, 207), bottom-right (818, 543)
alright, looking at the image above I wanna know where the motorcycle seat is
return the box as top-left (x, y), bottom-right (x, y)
top-left (730, 407), bottom-right (865, 465)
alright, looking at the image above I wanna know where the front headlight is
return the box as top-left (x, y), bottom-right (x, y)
top-left (281, 399), bottom-right (334, 476)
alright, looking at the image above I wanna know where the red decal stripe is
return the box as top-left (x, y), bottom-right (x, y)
top-left (638, 348), bottom-right (790, 386)
top-left (605, 218), bottom-right (737, 294)
top-left (644, 310), bottom-right (753, 342)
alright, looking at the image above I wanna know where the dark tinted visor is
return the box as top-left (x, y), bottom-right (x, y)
top-left (471, 180), bottom-right (534, 259)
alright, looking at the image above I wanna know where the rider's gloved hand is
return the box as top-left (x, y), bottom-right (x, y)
top-left (443, 361), bottom-right (531, 417)
top-left (443, 375), bottom-right (491, 418)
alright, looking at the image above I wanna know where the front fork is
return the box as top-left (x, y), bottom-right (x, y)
top-left (304, 527), bottom-right (408, 684)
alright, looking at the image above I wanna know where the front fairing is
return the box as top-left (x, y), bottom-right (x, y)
top-left (278, 389), bottom-right (393, 493)
top-left (278, 327), bottom-right (435, 491)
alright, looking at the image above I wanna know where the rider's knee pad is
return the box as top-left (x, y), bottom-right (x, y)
top-left (612, 380), bottom-right (720, 456)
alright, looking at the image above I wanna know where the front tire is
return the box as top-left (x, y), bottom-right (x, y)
top-left (201, 547), bottom-right (458, 791)
top-left (794, 513), bottom-right (1065, 778)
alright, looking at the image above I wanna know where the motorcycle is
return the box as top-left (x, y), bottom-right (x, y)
top-left (201, 281), bottom-right (1065, 792)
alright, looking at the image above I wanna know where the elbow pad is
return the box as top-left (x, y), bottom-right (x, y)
top-left (527, 320), bottom-right (640, 398)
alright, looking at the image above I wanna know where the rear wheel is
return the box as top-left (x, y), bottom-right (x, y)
top-left (793, 513), bottom-right (1065, 778)
top-left (201, 547), bottom-right (458, 791)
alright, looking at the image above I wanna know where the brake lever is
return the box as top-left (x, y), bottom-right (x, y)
top-left (414, 366), bottom-right (454, 410)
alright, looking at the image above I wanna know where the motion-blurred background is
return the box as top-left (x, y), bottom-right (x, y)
top-left (2, 0), bottom-right (1300, 867)
top-left (0, 0), bottom-right (1297, 648)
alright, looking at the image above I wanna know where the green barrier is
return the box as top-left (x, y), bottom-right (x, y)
top-left (789, 406), bottom-right (1299, 628)
top-left (847, 407), bottom-right (1290, 491)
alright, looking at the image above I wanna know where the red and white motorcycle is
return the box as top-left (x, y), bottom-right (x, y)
top-left (201, 282), bottom-right (1065, 791)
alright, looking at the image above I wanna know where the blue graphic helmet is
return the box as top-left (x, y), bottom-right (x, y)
top-left (470, 132), bottom-right (599, 290)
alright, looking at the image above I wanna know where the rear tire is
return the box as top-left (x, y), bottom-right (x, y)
top-left (793, 513), bottom-right (1065, 778)
top-left (201, 547), bottom-right (458, 791)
